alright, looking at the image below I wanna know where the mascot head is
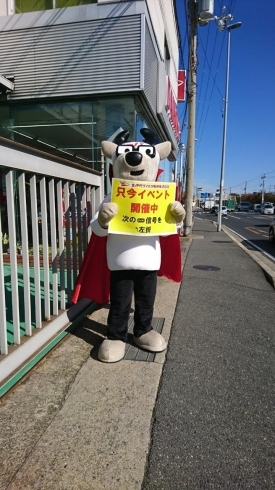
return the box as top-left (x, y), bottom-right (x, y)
top-left (101, 128), bottom-right (171, 182)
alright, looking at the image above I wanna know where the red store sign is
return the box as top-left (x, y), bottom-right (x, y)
top-left (178, 70), bottom-right (186, 102)
top-left (166, 77), bottom-right (180, 141)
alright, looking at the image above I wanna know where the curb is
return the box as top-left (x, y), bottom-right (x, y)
top-left (221, 224), bottom-right (275, 289)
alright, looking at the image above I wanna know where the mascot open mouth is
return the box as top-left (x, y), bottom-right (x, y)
top-left (130, 170), bottom-right (144, 176)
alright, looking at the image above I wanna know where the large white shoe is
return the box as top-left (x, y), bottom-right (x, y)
top-left (98, 339), bottom-right (126, 363)
top-left (133, 330), bottom-right (167, 353)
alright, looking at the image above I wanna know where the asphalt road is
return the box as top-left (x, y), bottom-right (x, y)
top-left (142, 217), bottom-right (275, 490)
top-left (195, 210), bottom-right (275, 261)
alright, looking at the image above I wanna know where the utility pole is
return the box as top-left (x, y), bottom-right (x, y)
top-left (174, 160), bottom-right (177, 183)
top-left (261, 174), bottom-right (266, 203)
top-left (184, 0), bottom-right (197, 236)
top-left (244, 181), bottom-right (247, 195)
top-left (178, 143), bottom-right (186, 199)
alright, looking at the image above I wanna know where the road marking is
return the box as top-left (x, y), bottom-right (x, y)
top-left (253, 215), bottom-right (273, 220)
top-left (246, 226), bottom-right (270, 237)
top-left (245, 227), bottom-right (260, 235)
top-left (225, 226), bottom-right (275, 262)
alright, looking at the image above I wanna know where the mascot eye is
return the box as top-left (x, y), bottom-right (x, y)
top-left (116, 145), bottom-right (133, 156)
top-left (139, 146), bottom-right (156, 158)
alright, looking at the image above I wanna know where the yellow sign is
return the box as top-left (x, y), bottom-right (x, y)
top-left (109, 179), bottom-right (177, 236)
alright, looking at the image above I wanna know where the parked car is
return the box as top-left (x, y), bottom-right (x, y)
top-left (237, 202), bottom-right (250, 212)
top-left (210, 205), bottom-right (218, 214)
top-left (261, 203), bottom-right (274, 215)
top-left (269, 220), bottom-right (275, 242)
top-left (215, 205), bottom-right (227, 216)
top-left (254, 204), bottom-right (261, 212)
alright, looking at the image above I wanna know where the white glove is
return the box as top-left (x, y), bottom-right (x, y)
top-left (169, 201), bottom-right (186, 223)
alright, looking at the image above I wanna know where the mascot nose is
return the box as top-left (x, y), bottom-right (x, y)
top-left (125, 151), bottom-right (142, 167)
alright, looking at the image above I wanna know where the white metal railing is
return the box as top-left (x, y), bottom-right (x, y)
top-left (0, 138), bottom-right (104, 378)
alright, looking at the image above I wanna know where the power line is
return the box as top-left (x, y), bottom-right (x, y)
top-left (196, 18), bottom-right (227, 153)
top-left (225, 171), bottom-right (275, 191)
top-left (196, 29), bottom-right (219, 143)
top-left (198, 32), bottom-right (224, 99)
top-left (195, 1), bottom-right (237, 154)
top-left (195, 25), bottom-right (210, 129)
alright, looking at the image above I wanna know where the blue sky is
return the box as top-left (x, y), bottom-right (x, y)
top-left (176, 0), bottom-right (275, 197)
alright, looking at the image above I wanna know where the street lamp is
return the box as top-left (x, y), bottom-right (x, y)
top-left (217, 21), bottom-right (241, 232)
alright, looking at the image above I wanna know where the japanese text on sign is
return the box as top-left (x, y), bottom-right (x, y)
top-left (109, 179), bottom-right (177, 236)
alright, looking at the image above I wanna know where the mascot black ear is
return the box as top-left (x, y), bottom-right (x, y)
top-left (140, 128), bottom-right (160, 145)
top-left (113, 130), bottom-right (130, 145)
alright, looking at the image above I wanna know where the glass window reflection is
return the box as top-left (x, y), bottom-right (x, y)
top-left (15, 0), bottom-right (96, 14)
top-left (0, 98), bottom-right (136, 171)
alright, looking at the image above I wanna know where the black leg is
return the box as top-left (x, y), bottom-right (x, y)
top-left (133, 270), bottom-right (157, 338)
top-left (107, 270), bottom-right (134, 342)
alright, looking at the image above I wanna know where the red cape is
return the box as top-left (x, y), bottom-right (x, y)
top-left (72, 233), bottom-right (182, 305)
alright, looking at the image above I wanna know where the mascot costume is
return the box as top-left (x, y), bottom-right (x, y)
top-left (72, 128), bottom-right (185, 363)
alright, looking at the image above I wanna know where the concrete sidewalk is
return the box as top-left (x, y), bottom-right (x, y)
top-left (0, 218), bottom-right (274, 489)
top-left (0, 236), bottom-right (191, 490)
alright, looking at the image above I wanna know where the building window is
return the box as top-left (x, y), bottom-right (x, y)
top-left (15, 0), bottom-right (96, 14)
top-left (164, 37), bottom-right (171, 78)
top-left (0, 98), bottom-right (136, 171)
top-left (56, 0), bottom-right (96, 7)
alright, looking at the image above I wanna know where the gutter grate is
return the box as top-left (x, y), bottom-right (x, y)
top-left (124, 317), bottom-right (165, 362)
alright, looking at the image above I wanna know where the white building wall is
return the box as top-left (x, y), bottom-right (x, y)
top-left (0, 0), bottom-right (179, 103)
top-left (0, 0), bottom-right (15, 15)
top-left (161, 0), bottom-right (179, 98)
top-left (145, 0), bottom-right (165, 59)
top-left (146, 0), bottom-right (179, 101)
top-left (0, 0), bottom-right (8, 16)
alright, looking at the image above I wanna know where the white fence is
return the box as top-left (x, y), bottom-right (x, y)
top-left (0, 137), bottom-right (104, 393)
